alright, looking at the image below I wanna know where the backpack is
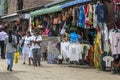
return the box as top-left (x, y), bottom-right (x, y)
top-left (11, 35), bottom-right (17, 49)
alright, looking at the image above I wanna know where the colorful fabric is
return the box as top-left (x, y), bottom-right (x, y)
top-left (78, 6), bottom-right (85, 28)
top-left (93, 4), bottom-right (97, 28)
top-left (95, 4), bottom-right (108, 23)
top-left (94, 32), bottom-right (103, 69)
top-left (70, 32), bottom-right (79, 43)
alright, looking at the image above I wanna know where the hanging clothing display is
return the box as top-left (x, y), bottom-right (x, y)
top-left (78, 6), bottom-right (85, 28)
top-left (103, 56), bottom-right (114, 68)
top-left (95, 3), bottom-right (108, 23)
top-left (94, 32), bottom-right (102, 69)
top-left (87, 4), bottom-right (93, 27)
top-left (114, 0), bottom-right (120, 12)
top-left (93, 4), bottom-right (97, 28)
top-left (30, 0), bottom-right (117, 70)
top-left (103, 24), bottom-right (109, 52)
top-left (109, 29), bottom-right (120, 55)
top-left (61, 42), bottom-right (70, 59)
top-left (69, 43), bottom-right (83, 62)
top-left (70, 32), bottom-right (79, 43)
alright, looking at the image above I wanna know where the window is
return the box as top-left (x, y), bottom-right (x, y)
top-left (17, 0), bottom-right (23, 10)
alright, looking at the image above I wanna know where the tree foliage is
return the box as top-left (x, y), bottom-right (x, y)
top-left (4, 0), bottom-right (8, 14)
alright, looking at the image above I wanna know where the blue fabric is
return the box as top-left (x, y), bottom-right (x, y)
top-left (60, 0), bottom-right (91, 9)
top-left (70, 32), bottom-right (79, 43)
top-left (78, 6), bottom-right (85, 28)
top-left (6, 53), bottom-right (14, 69)
top-left (95, 4), bottom-right (108, 23)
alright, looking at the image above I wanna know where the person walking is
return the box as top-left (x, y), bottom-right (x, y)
top-left (31, 30), bottom-right (42, 66)
top-left (0, 25), bottom-right (8, 59)
top-left (22, 31), bottom-right (31, 64)
top-left (5, 30), bottom-right (17, 71)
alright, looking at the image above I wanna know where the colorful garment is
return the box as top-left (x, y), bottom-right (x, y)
top-left (95, 4), bottom-right (108, 23)
top-left (93, 4), bottom-right (97, 28)
top-left (94, 32), bottom-right (103, 69)
top-left (87, 4), bottom-right (93, 27)
top-left (79, 6), bottom-right (85, 28)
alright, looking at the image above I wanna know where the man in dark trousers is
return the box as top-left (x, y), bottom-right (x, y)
top-left (0, 25), bottom-right (8, 59)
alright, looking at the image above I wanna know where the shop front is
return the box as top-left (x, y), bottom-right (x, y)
top-left (29, 0), bottom-right (120, 73)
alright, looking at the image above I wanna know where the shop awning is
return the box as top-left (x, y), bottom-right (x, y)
top-left (30, 5), bottom-right (62, 16)
top-left (60, 0), bottom-right (91, 8)
top-left (1, 13), bottom-right (19, 22)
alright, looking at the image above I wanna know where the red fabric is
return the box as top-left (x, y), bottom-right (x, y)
top-left (114, 0), bottom-right (120, 3)
top-left (84, 4), bottom-right (88, 14)
top-left (114, 0), bottom-right (120, 12)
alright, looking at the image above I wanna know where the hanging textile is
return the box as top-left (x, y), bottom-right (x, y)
top-left (78, 6), bottom-right (85, 28)
top-left (87, 4), bottom-right (93, 28)
top-left (93, 4), bottom-right (97, 28)
top-left (61, 42), bottom-right (70, 59)
top-left (69, 43), bottom-right (83, 62)
top-left (114, 0), bottom-right (120, 12)
top-left (95, 3), bottom-right (108, 23)
top-left (109, 30), bottom-right (120, 55)
top-left (94, 32), bottom-right (102, 69)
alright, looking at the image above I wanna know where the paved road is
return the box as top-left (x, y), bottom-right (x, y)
top-left (0, 55), bottom-right (120, 80)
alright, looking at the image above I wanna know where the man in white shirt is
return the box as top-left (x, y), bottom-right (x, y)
top-left (0, 26), bottom-right (8, 59)
top-left (31, 31), bottom-right (42, 66)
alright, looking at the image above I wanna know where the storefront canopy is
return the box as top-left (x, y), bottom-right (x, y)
top-left (30, 5), bottom-right (62, 16)
top-left (61, 0), bottom-right (91, 8)
top-left (1, 13), bottom-right (19, 22)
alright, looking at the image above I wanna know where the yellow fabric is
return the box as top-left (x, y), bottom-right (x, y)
top-left (96, 32), bottom-right (102, 54)
top-left (82, 43), bottom-right (84, 54)
top-left (94, 32), bottom-right (102, 69)
top-left (14, 52), bottom-right (19, 63)
top-left (88, 4), bottom-right (93, 25)
top-left (36, 19), bottom-right (39, 28)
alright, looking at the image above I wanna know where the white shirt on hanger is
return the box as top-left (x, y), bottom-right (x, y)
top-left (103, 56), bottom-right (114, 67)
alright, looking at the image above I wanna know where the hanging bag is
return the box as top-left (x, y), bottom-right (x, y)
top-left (14, 51), bottom-right (19, 63)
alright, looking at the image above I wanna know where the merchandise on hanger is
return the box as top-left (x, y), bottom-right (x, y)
top-left (78, 6), bottom-right (85, 28)
top-left (70, 32), bottom-right (79, 43)
top-left (95, 3), bottom-right (108, 23)
top-left (109, 29), bottom-right (120, 55)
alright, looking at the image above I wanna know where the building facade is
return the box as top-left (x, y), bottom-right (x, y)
top-left (7, 0), bottom-right (55, 14)
top-left (0, 0), bottom-right (5, 16)
top-left (23, 0), bottom-right (54, 10)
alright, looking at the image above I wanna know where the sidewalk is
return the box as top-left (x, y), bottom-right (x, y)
top-left (0, 55), bottom-right (120, 80)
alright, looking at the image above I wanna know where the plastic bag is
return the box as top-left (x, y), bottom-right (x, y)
top-left (14, 52), bottom-right (19, 63)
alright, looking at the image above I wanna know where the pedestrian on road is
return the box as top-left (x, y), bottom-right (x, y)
top-left (22, 31), bottom-right (31, 64)
top-left (31, 30), bottom-right (42, 66)
top-left (0, 25), bottom-right (8, 59)
top-left (5, 30), bottom-right (17, 71)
